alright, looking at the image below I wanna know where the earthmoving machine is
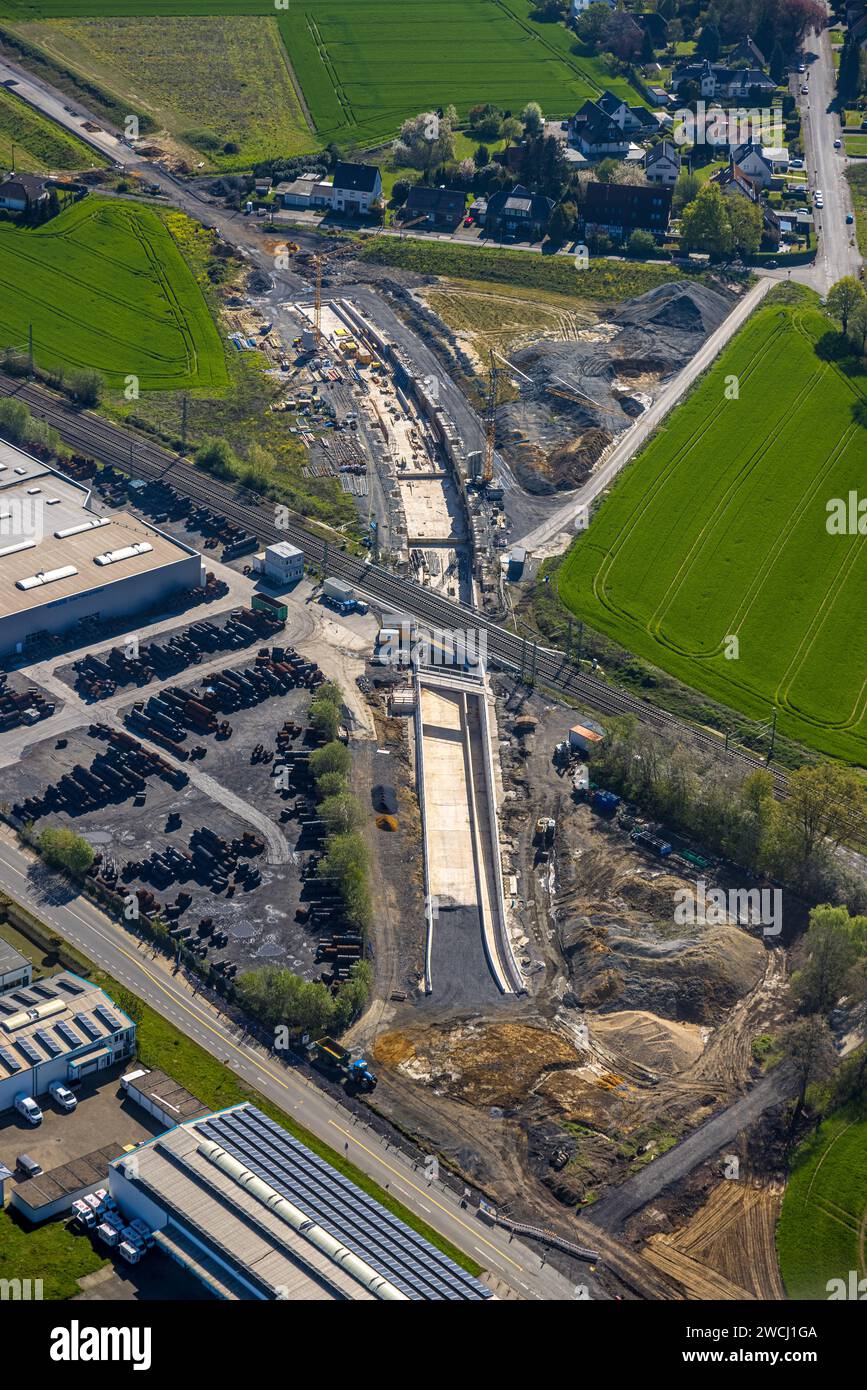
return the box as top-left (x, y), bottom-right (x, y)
top-left (309, 1036), bottom-right (377, 1092)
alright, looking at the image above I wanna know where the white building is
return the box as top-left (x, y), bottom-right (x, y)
top-left (645, 140), bottom-right (681, 186)
top-left (0, 971), bottom-right (136, 1114)
top-left (571, 0), bottom-right (615, 13)
top-left (0, 939), bottom-right (31, 994)
top-left (330, 162), bottom-right (382, 215)
top-left (109, 1102), bottom-right (493, 1301)
top-left (0, 442), bottom-right (201, 658)
top-left (261, 541), bottom-right (304, 586)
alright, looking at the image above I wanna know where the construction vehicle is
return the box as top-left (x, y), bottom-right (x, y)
top-left (309, 1036), bottom-right (377, 1092)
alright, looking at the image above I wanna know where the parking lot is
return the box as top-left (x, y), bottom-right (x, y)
top-left (0, 1068), bottom-right (161, 1185)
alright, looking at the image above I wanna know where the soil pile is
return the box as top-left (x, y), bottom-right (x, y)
top-left (498, 279), bottom-right (739, 493)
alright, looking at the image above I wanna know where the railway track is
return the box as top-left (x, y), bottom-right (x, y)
top-left (0, 371), bottom-right (789, 791)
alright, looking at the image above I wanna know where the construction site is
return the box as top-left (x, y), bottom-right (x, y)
top-left (336, 662), bottom-right (805, 1300)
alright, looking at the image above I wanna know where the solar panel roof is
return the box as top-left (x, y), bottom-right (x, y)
top-left (34, 1028), bottom-right (62, 1058)
top-left (197, 1106), bottom-right (491, 1301)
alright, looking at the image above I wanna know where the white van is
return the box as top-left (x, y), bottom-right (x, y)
top-left (14, 1093), bottom-right (43, 1126)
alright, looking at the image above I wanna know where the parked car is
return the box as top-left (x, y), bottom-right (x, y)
top-left (13, 1093), bottom-right (42, 1126)
top-left (846, 213), bottom-right (855, 224)
top-left (790, 158), bottom-right (805, 169)
top-left (797, 62), bottom-right (806, 72)
top-left (834, 138), bottom-right (842, 149)
top-left (800, 84), bottom-right (809, 94)
top-left (16, 1154), bottom-right (42, 1179)
top-left (48, 1080), bottom-right (77, 1112)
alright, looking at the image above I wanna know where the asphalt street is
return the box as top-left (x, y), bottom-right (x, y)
top-left (798, 26), bottom-right (860, 293)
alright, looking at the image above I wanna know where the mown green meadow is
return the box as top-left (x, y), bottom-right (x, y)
top-left (776, 1106), bottom-right (867, 1299)
top-left (557, 299), bottom-right (867, 764)
top-left (0, 198), bottom-right (227, 392)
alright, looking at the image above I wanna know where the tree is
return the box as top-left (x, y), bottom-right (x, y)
top-left (308, 696), bottom-right (341, 741)
top-left (309, 740), bottom-right (351, 780)
top-left (603, 11), bottom-right (643, 61)
top-left (393, 110), bottom-right (455, 172)
top-left (196, 437), bottom-right (237, 479)
top-left (319, 792), bottom-right (363, 836)
top-left (780, 762), bottom-right (867, 868)
top-left (826, 276), bottom-right (867, 337)
top-left (314, 770), bottom-right (348, 802)
top-left (792, 905), bottom-right (864, 1015)
top-left (680, 183), bottom-right (734, 255)
top-left (40, 827), bottom-right (94, 876)
top-left (695, 22), bottom-right (720, 60)
top-left (521, 101), bottom-right (544, 137)
top-left (473, 143), bottom-right (490, 169)
top-left (848, 300), bottom-right (867, 355)
top-left (768, 40), bottom-right (787, 86)
top-left (782, 1015), bottom-right (837, 1132)
top-left (726, 193), bottom-right (762, 254)
top-left (574, 1), bottom-right (613, 46)
top-left (68, 369), bottom-right (103, 408)
top-left (640, 27), bottom-right (655, 63)
top-left (546, 200), bottom-right (576, 243)
top-left (672, 169), bottom-right (701, 214)
top-left (627, 228), bottom-right (656, 257)
top-left (237, 964), bottom-right (335, 1033)
top-left (319, 831), bottom-right (372, 931)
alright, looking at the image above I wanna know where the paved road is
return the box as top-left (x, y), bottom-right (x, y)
top-left (0, 56), bottom-right (133, 168)
top-left (584, 1064), bottom-right (796, 1233)
top-left (514, 276), bottom-right (774, 554)
top-left (798, 26), bottom-right (860, 294)
top-left (0, 835), bottom-right (585, 1301)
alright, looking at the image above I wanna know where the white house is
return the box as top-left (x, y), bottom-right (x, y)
top-left (571, 0), bottom-right (615, 13)
top-left (0, 173), bottom-right (49, 213)
top-left (645, 140), bottom-right (681, 185)
top-left (330, 162), bottom-right (382, 215)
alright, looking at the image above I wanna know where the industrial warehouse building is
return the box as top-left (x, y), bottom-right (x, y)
top-left (109, 1102), bottom-right (493, 1300)
top-left (0, 971), bottom-right (136, 1113)
top-left (0, 442), bottom-right (202, 656)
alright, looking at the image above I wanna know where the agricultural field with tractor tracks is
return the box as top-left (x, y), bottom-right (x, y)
top-left (0, 198), bottom-right (227, 392)
top-left (557, 298), bottom-right (867, 764)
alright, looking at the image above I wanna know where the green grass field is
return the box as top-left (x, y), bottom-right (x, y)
top-left (0, 82), bottom-right (106, 170)
top-left (1, 1), bottom-right (644, 153)
top-left (0, 198), bottom-right (227, 392)
top-left (279, 0), bottom-right (641, 146)
top-left (777, 1107), bottom-right (867, 1299)
top-left (7, 13), bottom-right (314, 168)
top-left (557, 297), bottom-right (867, 764)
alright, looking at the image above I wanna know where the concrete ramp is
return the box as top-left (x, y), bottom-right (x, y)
top-left (415, 670), bottom-right (523, 998)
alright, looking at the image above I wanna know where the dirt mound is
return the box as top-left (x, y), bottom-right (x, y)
top-left (592, 1010), bottom-right (706, 1075)
top-left (495, 279), bottom-right (739, 494)
top-left (374, 1019), bottom-right (579, 1109)
top-left (612, 281), bottom-right (735, 337)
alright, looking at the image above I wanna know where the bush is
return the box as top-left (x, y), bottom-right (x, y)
top-left (309, 740), bottom-right (351, 781)
top-left (40, 827), bottom-right (94, 876)
top-left (319, 792), bottom-right (363, 836)
top-left (627, 228), bottom-right (657, 257)
top-left (67, 369), bottom-right (104, 408)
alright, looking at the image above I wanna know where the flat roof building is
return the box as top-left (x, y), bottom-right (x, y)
top-left (0, 971), bottom-right (136, 1113)
top-left (0, 937), bottom-right (31, 994)
top-left (110, 1102), bottom-right (493, 1301)
top-left (0, 442), bottom-right (201, 656)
